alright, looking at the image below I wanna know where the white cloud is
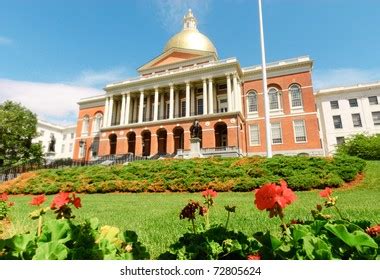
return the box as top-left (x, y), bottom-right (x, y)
top-left (72, 68), bottom-right (130, 88)
top-left (0, 36), bottom-right (12, 45)
top-left (0, 79), bottom-right (102, 125)
top-left (313, 68), bottom-right (380, 90)
top-left (153, 0), bottom-right (210, 33)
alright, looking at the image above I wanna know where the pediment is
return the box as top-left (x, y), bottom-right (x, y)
top-left (138, 48), bottom-right (217, 74)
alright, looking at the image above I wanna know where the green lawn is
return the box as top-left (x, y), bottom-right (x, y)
top-left (4, 161), bottom-right (380, 259)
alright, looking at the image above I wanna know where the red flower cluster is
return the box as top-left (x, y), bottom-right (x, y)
top-left (30, 194), bottom-right (46, 206)
top-left (320, 187), bottom-right (333, 198)
top-left (202, 189), bottom-right (218, 199)
top-left (254, 181), bottom-right (297, 215)
top-left (247, 253), bottom-right (261, 260)
top-left (50, 192), bottom-right (81, 210)
top-left (0, 193), bottom-right (8, 201)
top-left (366, 225), bottom-right (380, 237)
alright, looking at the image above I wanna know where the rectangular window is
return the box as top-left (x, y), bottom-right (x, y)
top-left (197, 98), bottom-right (203, 115)
top-left (330, 100), bottom-right (339, 109)
top-left (218, 98), bottom-right (228, 113)
top-left (369, 96), bottom-right (379, 105)
top-left (181, 99), bottom-right (186, 117)
top-left (372, 111), bottom-right (380, 125)
top-left (293, 120), bottom-right (307, 143)
top-left (271, 123), bottom-right (282, 144)
top-left (336, 137), bottom-right (345, 145)
top-left (69, 143), bottom-right (73, 153)
top-left (349, 98), bottom-right (358, 107)
top-left (61, 144), bottom-right (65, 153)
top-left (333, 115), bottom-right (343, 129)
top-left (63, 134), bottom-right (67, 140)
top-left (71, 133), bottom-right (74, 139)
top-left (352, 113), bottom-right (362, 127)
top-left (40, 130), bottom-right (45, 136)
top-left (165, 102), bottom-right (170, 119)
top-left (249, 125), bottom-right (260, 146)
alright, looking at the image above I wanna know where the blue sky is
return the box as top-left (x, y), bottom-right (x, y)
top-left (1, 0), bottom-right (380, 124)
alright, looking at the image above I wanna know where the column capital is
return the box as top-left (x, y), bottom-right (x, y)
top-left (185, 81), bottom-right (191, 86)
top-left (139, 89), bottom-right (145, 94)
top-left (169, 82), bottom-right (174, 88)
top-left (154, 86), bottom-right (159, 90)
top-left (208, 77), bottom-right (213, 82)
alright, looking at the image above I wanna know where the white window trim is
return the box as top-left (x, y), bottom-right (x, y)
top-left (217, 94), bottom-right (228, 113)
top-left (289, 84), bottom-right (304, 112)
top-left (293, 119), bottom-right (307, 143)
top-left (247, 91), bottom-right (258, 116)
top-left (196, 95), bottom-right (203, 115)
top-left (180, 97), bottom-right (186, 117)
top-left (268, 88), bottom-right (282, 111)
top-left (249, 124), bottom-right (260, 146)
top-left (271, 122), bottom-right (283, 145)
top-left (81, 116), bottom-right (90, 136)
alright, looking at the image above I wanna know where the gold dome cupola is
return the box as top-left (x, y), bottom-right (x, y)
top-left (164, 9), bottom-right (217, 55)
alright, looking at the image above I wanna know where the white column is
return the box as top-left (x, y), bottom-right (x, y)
top-left (208, 78), bottom-right (214, 114)
top-left (202, 79), bottom-right (208, 115)
top-left (185, 82), bottom-right (190, 117)
top-left (233, 73), bottom-right (239, 111)
top-left (154, 87), bottom-right (159, 121)
top-left (120, 93), bottom-right (126, 125)
top-left (190, 86), bottom-right (195, 116)
top-left (133, 97), bottom-right (138, 122)
top-left (146, 94), bottom-right (151, 121)
top-left (103, 97), bottom-right (109, 128)
top-left (125, 92), bottom-right (131, 124)
top-left (226, 74), bottom-right (232, 112)
top-left (138, 90), bottom-right (144, 123)
top-left (169, 83), bottom-right (174, 119)
top-left (174, 89), bottom-right (179, 118)
top-left (160, 92), bottom-right (165, 119)
top-left (108, 95), bottom-right (114, 126)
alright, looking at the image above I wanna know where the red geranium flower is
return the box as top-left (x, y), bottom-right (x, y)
top-left (320, 187), bottom-right (333, 198)
top-left (202, 189), bottom-right (218, 198)
top-left (51, 192), bottom-right (71, 209)
top-left (366, 225), bottom-right (380, 237)
top-left (254, 181), bottom-right (297, 211)
top-left (247, 253), bottom-right (261, 260)
top-left (0, 193), bottom-right (9, 201)
top-left (30, 194), bottom-right (46, 206)
top-left (72, 194), bottom-right (82, 209)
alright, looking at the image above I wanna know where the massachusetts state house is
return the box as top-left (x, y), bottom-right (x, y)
top-left (74, 10), bottom-right (323, 160)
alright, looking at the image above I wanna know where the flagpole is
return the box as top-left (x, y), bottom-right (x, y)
top-left (258, 0), bottom-right (272, 158)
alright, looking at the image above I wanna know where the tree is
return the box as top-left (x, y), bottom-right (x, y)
top-left (0, 101), bottom-right (43, 168)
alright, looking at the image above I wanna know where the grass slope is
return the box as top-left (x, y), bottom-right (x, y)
top-left (4, 161), bottom-right (379, 259)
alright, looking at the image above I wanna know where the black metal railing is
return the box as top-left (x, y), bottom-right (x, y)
top-left (0, 153), bottom-right (151, 182)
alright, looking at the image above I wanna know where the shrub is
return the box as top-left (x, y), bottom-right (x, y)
top-left (337, 134), bottom-right (380, 160)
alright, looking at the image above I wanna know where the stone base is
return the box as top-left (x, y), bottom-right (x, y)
top-left (189, 137), bottom-right (203, 158)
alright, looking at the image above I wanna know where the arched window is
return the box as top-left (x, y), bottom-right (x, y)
top-left (269, 88), bottom-right (281, 110)
top-left (81, 115), bottom-right (89, 136)
top-left (92, 113), bottom-right (103, 135)
top-left (289, 84), bottom-right (303, 108)
top-left (247, 91), bottom-right (258, 113)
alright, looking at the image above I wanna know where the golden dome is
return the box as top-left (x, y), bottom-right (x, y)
top-left (164, 9), bottom-right (217, 54)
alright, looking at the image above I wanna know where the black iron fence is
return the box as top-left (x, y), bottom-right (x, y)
top-left (0, 153), bottom-right (151, 182)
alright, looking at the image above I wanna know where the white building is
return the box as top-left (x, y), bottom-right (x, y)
top-left (316, 81), bottom-right (380, 154)
top-left (34, 120), bottom-right (76, 159)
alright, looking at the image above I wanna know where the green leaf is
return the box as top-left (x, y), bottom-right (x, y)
top-left (39, 219), bottom-right (72, 243)
top-left (325, 223), bottom-right (378, 250)
top-left (33, 242), bottom-right (68, 260)
top-left (7, 233), bottom-right (35, 258)
top-left (253, 231), bottom-right (283, 251)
